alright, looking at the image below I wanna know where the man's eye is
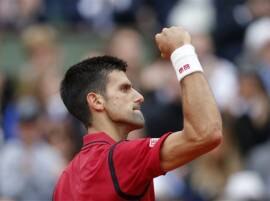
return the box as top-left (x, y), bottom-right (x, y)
top-left (121, 85), bottom-right (131, 92)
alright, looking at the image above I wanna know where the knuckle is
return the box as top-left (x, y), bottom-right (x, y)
top-left (155, 34), bottom-right (161, 40)
top-left (162, 27), bottom-right (168, 32)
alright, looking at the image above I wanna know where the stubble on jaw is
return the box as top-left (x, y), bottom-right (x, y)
top-left (131, 110), bottom-right (145, 128)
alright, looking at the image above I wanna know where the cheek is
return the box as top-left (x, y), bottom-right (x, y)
top-left (108, 96), bottom-right (121, 108)
top-left (107, 92), bottom-right (130, 107)
top-left (106, 96), bottom-right (127, 116)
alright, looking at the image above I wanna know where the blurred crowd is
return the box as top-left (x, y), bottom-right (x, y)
top-left (0, 0), bottom-right (270, 201)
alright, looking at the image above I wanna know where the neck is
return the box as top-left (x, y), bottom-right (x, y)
top-left (87, 115), bottom-right (129, 142)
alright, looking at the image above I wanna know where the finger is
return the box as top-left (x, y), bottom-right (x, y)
top-left (155, 33), bottom-right (161, 41)
top-left (162, 27), bottom-right (169, 33)
top-left (155, 34), bottom-right (164, 45)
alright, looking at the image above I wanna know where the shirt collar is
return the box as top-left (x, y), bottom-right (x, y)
top-left (83, 132), bottom-right (116, 146)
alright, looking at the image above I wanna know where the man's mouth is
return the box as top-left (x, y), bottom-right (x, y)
top-left (133, 105), bottom-right (141, 110)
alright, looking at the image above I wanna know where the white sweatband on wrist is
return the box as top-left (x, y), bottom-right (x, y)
top-left (170, 44), bottom-right (203, 82)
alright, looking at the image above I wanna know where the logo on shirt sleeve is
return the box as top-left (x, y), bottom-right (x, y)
top-left (149, 138), bottom-right (159, 148)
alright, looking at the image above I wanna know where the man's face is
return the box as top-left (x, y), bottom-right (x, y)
top-left (103, 70), bottom-right (145, 131)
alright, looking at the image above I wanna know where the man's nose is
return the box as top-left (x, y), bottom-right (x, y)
top-left (134, 89), bottom-right (144, 104)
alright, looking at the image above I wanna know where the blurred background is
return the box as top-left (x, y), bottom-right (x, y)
top-left (0, 0), bottom-right (270, 200)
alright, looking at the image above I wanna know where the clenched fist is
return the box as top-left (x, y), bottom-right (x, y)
top-left (155, 27), bottom-right (191, 59)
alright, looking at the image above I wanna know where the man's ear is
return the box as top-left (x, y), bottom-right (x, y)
top-left (86, 92), bottom-right (105, 111)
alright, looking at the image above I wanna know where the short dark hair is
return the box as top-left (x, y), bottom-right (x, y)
top-left (60, 56), bottom-right (127, 128)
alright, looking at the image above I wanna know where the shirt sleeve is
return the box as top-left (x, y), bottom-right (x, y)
top-left (109, 132), bottom-right (171, 195)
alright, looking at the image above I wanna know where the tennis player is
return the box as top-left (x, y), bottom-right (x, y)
top-left (53, 26), bottom-right (222, 201)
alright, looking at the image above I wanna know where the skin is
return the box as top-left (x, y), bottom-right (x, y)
top-left (87, 71), bottom-right (144, 141)
top-left (87, 26), bottom-right (223, 172)
top-left (156, 27), bottom-right (222, 171)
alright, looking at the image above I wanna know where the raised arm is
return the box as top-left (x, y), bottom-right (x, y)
top-left (155, 27), bottom-right (223, 172)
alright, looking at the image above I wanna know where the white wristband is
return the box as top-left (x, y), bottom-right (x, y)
top-left (170, 44), bottom-right (203, 82)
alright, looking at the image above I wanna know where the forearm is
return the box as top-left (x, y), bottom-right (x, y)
top-left (156, 27), bottom-right (223, 171)
top-left (181, 72), bottom-right (222, 141)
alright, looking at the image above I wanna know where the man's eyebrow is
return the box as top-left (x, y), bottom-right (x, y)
top-left (119, 82), bottom-right (132, 89)
top-left (120, 80), bottom-right (132, 85)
